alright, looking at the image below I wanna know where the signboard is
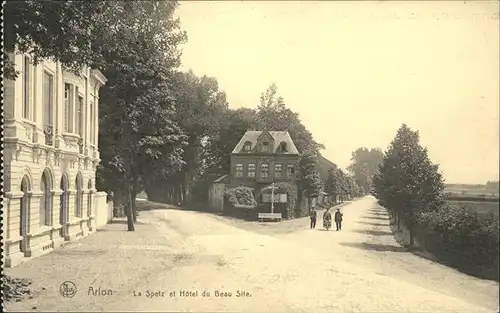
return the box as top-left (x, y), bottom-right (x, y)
top-left (258, 213), bottom-right (282, 219)
top-left (262, 194), bottom-right (280, 203)
top-left (262, 193), bottom-right (287, 203)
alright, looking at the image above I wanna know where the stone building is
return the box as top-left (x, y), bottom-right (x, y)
top-left (2, 54), bottom-right (108, 267)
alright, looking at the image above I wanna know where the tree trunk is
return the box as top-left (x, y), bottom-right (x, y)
top-left (126, 188), bottom-right (135, 231)
top-left (131, 174), bottom-right (139, 221)
top-left (131, 191), bottom-right (138, 222)
top-left (397, 213), bottom-right (401, 231)
top-left (389, 209), bottom-right (395, 224)
top-left (181, 174), bottom-right (188, 205)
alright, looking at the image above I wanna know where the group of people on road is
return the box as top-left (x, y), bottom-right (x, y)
top-left (309, 206), bottom-right (343, 231)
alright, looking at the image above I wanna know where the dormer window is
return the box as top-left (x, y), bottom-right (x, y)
top-left (262, 142), bottom-right (270, 152)
top-left (278, 141), bottom-right (288, 153)
top-left (243, 141), bottom-right (252, 152)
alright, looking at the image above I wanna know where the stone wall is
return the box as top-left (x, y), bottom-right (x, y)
top-left (95, 192), bottom-right (113, 228)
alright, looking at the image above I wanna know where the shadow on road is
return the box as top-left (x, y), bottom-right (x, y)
top-left (136, 200), bottom-right (218, 216)
top-left (362, 216), bottom-right (390, 221)
top-left (356, 221), bottom-right (389, 227)
top-left (368, 208), bottom-right (385, 213)
top-left (96, 228), bottom-right (126, 232)
top-left (109, 219), bottom-right (147, 225)
top-left (368, 211), bottom-right (389, 216)
top-left (137, 202), bottom-right (183, 211)
top-left (109, 219), bottom-right (128, 224)
top-left (351, 229), bottom-right (394, 236)
top-left (339, 242), bottom-right (408, 252)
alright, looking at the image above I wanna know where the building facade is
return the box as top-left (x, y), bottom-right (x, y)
top-left (2, 54), bottom-right (107, 267)
top-left (229, 130), bottom-right (300, 192)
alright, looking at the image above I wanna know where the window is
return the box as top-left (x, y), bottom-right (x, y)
top-left (275, 164), bottom-right (282, 178)
top-left (261, 163), bottom-right (269, 178)
top-left (89, 101), bottom-right (94, 144)
top-left (64, 83), bottom-right (74, 132)
top-left (287, 164), bottom-right (295, 178)
top-left (77, 96), bottom-right (84, 136)
top-left (243, 141), bottom-right (252, 152)
top-left (236, 164), bottom-right (243, 177)
top-left (279, 142), bottom-right (288, 153)
top-left (40, 171), bottom-right (52, 226)
top-left (262, 142), bottom-right (270, 152)
top-left (23, 56), bottom-right (31, 119)
top-left (248, 163), bottom-right (256, 178)
top-left (43, 71), bottom-right (53, 126)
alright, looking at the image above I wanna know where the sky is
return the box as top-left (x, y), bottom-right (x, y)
top-left (175, 1), bottom-right (499, 185)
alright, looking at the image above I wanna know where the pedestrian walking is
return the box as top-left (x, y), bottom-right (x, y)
top-left (310, 207), bottom-right (317, 229)
top-left (334, 208), bottom-right (343, 231)
top-left (323, 207), bottom-right (332, 231)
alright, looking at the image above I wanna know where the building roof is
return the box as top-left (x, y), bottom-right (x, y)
top-left (212, 174), bottom-right (229, 183)
top-left (231, 130), bottom-right (300, 155)
top-left (316, 155), bottom-right (338, 180)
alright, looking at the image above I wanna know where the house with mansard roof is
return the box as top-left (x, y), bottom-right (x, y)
top-left (229, 130), bottom-right (300, 189)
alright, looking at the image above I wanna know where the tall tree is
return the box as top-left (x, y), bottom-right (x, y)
top-left (96, 1), bottom-right (188, 230)
top-left (337, 168), bottom-right (350, 202)
top-left (3, 0), bottom-right (108, 79)
top-left (298, 151), bottom-right (323, 210)
top-left (256, 83), bottom-right (324, 154)
top-left (373, 124), bottom-right (445, 245)
top-left (325, 166), bottom-right (340, 204)
top-left (204, 107), bottom-right (259, 174)
top-left (347, 147), bottom-right (384, 194)
top-left (167, 70), bottom-right (229, 203)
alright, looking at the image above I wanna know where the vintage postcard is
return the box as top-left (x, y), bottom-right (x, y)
top-left (1, 1), bottom-right (499, 312)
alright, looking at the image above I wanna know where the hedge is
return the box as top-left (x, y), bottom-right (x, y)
top-left (224, 186), bottom-right (257, 207)
top-left (223, 186), bottom-right (258, 220)
top-left (418, 202), bottom-right (499, 281)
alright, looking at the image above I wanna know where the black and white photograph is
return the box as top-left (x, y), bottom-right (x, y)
top-left (1, 1), bottom-right (499, 312)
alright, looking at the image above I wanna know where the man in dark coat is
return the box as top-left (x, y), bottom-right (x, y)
top-left (334, 208), bottom-right (343, 231)
top-left (310, 206), bottom-right (317, 229)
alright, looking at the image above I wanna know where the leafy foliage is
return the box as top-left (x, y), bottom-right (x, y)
top-left (347, 147), bottom-right (384, 194)
top-left (418, 202), bottom-right (499, 280)
top-left (298, 151), bottom-right (323, 200)
top-left (257, 83), bottom-right (324, 154)
top-left (273, 182), bottom-right (298, 219)
top-left (373, 124), bottom-right (445, 243)
top-left (224, 187), bottom-right (257, 206)
top-left (3, 0), bottom-right (108, 79)
top-left (324, 165), bottom-right (360, 201)
top-left (95, 1), bottom-right (188, 230)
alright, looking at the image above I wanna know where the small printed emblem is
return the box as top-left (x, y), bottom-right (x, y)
top-left (60, 281), bottom-right (77, 298)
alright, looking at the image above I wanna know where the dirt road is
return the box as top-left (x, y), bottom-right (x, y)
top-left (4, 197), bottom-right (499, 312)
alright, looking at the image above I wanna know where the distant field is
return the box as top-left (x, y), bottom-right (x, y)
top-left (448, 200), bottom-right (500, 217)
top-left (444, 188), bottom-right (499, 197)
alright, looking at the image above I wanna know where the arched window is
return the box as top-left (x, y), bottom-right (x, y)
top-left (243, 141), bottom-right (252, 152)
top-left (40, 170), bottom-right (52, 226)
top-left (60, 174), bottom-right (69, 238)
top-left (20, 176), bottom-right (31, 252)
top-left (279, 141), bottom-right (288, 153)
top-left (75, 173), bottom-right (83, 217)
